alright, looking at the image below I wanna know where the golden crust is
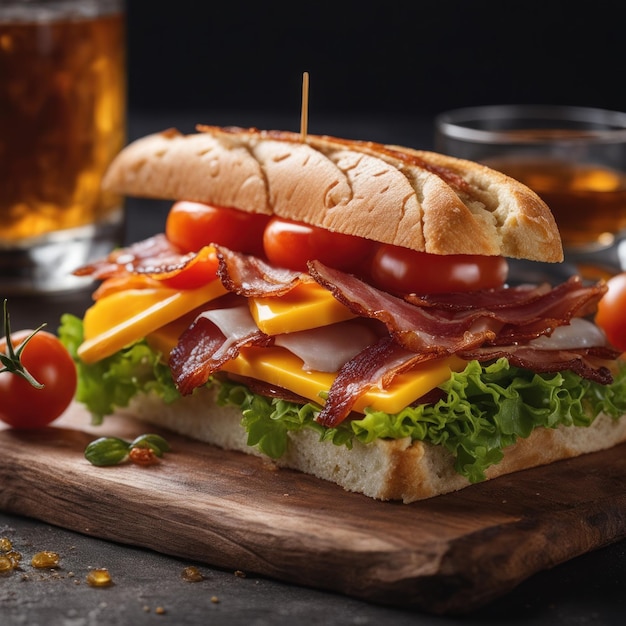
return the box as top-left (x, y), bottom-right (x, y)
top-left (396, 148), bottom-right (563, 262)
top-left (103, 126), bottom-right (563, 262)
top-left (102, 128), bottom-right (272, 214)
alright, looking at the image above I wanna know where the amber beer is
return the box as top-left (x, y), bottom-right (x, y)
top-left (0, 3), bottom-right (125, 245)
top-left (487, 156), bottom-right (626, 248)
top-left (478, 126), bottom-right (626, 249)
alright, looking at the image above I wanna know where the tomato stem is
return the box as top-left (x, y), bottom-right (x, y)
top-left (0, 299), bottom-right (46, 389)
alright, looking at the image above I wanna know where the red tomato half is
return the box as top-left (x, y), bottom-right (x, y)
top-left (263, 217), bottom-right (375, 272)
top-left (369, 244), bottom-right (509, 294)
top-left (596, 272), bottom-right (626, 351)
top-left (165, 201), bottom-right (270, 256)
top-left (0, 329), bottom-right (77, 429)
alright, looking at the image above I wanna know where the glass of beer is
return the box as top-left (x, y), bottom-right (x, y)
top-left (435, 105), bottom-right (626, 278)
top-left (0, 0), bottom-right (126, 294)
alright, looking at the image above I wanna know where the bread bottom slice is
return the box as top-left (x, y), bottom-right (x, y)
top-left (119, 386), bottom-right (626, 502)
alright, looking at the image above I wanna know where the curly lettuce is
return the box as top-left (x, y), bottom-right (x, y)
top-left (59, 314), bottom-right (178, 424)
top-left (59, 314), bottom-right (626, 482)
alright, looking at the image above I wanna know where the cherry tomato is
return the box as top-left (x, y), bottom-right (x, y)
top-left (596, 272), bottom-right (626, 351)
top-left (369, 244), bottom-right (509, 294)
top-left (262, 217), bottom-right (375, 272)
top-left (158, 246), bottom-right (219, 290)
top-left (165, 201), bottom-right (270, 256)
top-left (0, 329), bottom-right (77, 429)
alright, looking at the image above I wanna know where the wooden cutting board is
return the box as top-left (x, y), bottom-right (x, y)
top-left (1, 403), bottom-right (626, 615)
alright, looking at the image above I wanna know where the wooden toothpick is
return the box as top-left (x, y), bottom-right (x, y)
top-left (300, 71), bottom-right (309, 142)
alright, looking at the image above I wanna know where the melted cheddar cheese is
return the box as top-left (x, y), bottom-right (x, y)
top-left (79, 279), bottom-right (466, 412)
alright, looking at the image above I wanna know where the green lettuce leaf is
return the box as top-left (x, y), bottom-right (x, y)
top-left (59, 314), bottom-right (179, 424)
top-left (351, 359), bottom-right (626, 482)
top-left (59, 315), bottom-right (626, 481)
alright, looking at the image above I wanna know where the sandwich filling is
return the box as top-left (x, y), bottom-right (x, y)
top-left (60, 229), bottom-right (626, 484)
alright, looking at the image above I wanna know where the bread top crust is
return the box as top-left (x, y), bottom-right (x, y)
top-left (102, 126), bottom-right (563, 262)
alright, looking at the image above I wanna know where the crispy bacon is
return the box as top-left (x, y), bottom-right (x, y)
top-left (309, 262), bottom-right (607, 349)
top-left (85, 239), bottom-right (616, 427)
top-left (302, 261), bottom-right (618, 423)
top-left (406, 283), bottom-right (553, 310)
top-left (170, 309), bottom-right (272, 395)
top-left (458, 345), bottom-right (621, 385)
top-left (215, 245), bottom-right (307, 297)
top-left (74, 233), bottom-right (204, 283)
top-left (307, 260), bottom-right (500, 353)
top-left (317, 336), bottom-right (431, 427)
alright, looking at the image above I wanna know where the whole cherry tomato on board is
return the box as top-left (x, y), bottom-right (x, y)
top-left (263, 217), bottom-right (375, 273)
top-left (595, 272), bottom-right (626, 352)
top-left (165, 201), bottom-right (270, 257)
top-left (0, 302), bottom-right (77, 429)
top-left (369, 244), bottom-right (509, 295)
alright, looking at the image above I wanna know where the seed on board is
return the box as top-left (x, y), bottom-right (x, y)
top-left (0, 556), bottom-right (13, 572)
top-left (181, 566), bottom-right (204, 582)
top-left (86, 568), bottom-right (113, 587)
top-left (0, 537), bottom-right (13, 552)
top-left (31, 551), bottom-right (60, 569)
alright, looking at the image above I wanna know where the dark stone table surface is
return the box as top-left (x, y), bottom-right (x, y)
top-left (3, 111), bottom-right (626, 626)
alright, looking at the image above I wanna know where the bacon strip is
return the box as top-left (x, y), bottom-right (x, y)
top-left (73, 233), bottom-right (215, 289)
top-left (406, 283), bottom-right (553, 310)
top-left (307, 261), bottom-right (499, 353)
top-left (74, 234), bottom-right (183, 280)
top-left (309, 262), bottom-right (607, 349)
top-left (215, 245), bottom-right (307, 297)
top-left (316, 336), bottom-right (431, 427)
top-left (170, 310), bottom-right (272, 395)
top-left (458, 345), bottom-right (621, 385)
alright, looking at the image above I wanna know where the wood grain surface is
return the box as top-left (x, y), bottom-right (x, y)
top-left (1, 403), bottom-right (626, 614)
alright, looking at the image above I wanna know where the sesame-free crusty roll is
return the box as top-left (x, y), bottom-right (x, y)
top-left (102, 126), bottom-right (563, 262)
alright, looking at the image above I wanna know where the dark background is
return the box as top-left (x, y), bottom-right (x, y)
top-left (126, 0), bottom-right (625, 141)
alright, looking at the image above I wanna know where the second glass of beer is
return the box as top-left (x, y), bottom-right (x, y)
top-left (435, 105), bottom-right (626, 276)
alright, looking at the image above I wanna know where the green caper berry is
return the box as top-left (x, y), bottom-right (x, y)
top-left (130, 434), bottom-right (171, 457)
top-left (84, 437), bottom-right (130, 466)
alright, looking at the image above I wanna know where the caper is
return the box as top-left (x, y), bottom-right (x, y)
top-left (84, 437), bottom-right (130, 466)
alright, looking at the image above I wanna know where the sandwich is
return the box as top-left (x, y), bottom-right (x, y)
top-left (59, 126), bottom-right (626, 502)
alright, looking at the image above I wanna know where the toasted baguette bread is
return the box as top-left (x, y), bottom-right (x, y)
top-left (102, 126), bottom-right (563, 261)
top-left (119, 387), bottom-right (626, 502)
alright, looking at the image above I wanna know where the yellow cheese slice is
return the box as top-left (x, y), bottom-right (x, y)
top-left (84, 276), bottom-right (464, 413)
top-left (249, 282), bottom-right (355, 334)
top-left (145, 312), bottom-right (196, 358)
top-left (222, 347), bottom-right (465, 414)
top-left (143, 287), bottom-right (466, 413)
top-left (147, 323), bottom-right (463, 413)
top-left (78, 280), bottom-right (227, 364)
